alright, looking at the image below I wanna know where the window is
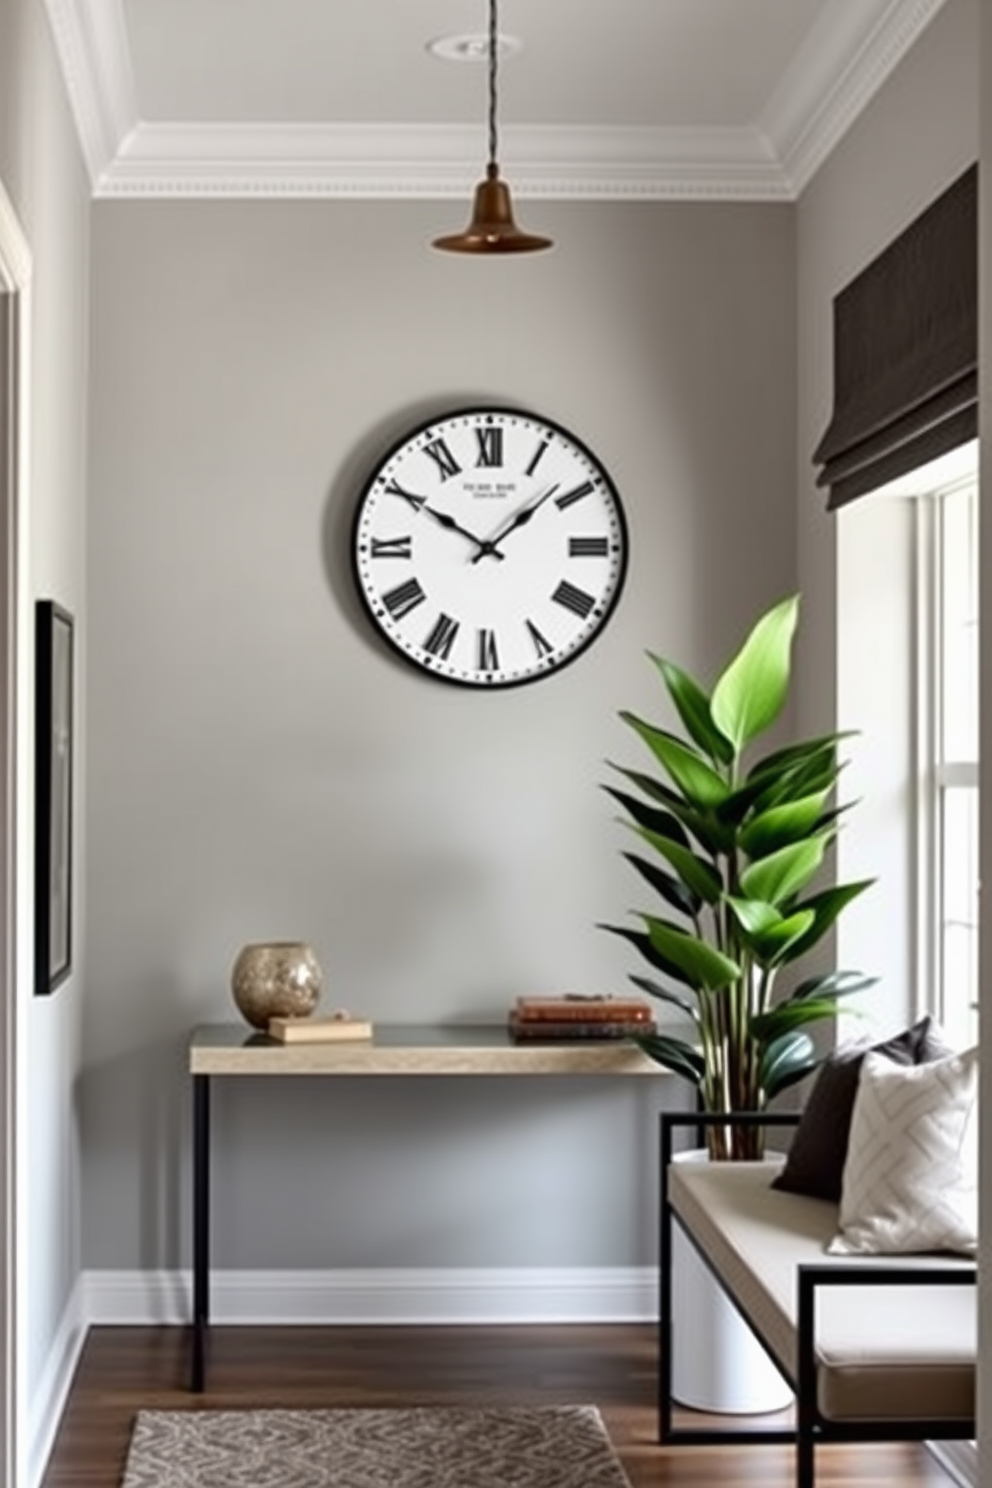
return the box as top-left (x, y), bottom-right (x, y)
top-left (918, 471), bottom-right (979, 1049)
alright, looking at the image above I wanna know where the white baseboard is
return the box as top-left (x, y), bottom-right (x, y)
top-left (925, 1441), bottom-right (978, 1488)
top-left (82, 1266), bottom-right (657, 1326)
top-left (28, 1275), bottom-right (87, 1488)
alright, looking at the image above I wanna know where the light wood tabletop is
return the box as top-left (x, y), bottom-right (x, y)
top-left (189, 1023), bottom-right (665, 1077)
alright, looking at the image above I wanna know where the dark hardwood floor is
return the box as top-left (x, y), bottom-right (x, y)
top-left (41, 1324), bottom-right (955, 1487)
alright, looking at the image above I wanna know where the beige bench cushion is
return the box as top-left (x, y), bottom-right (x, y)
top-left (669, 1157), bottom-right (975, 1422)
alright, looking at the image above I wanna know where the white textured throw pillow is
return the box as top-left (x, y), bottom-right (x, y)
top-left (828, 1045), bottom-right (978, 1256)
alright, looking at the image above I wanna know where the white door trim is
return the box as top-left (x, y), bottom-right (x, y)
top-left (0, 175), bottom-right (32, 1488)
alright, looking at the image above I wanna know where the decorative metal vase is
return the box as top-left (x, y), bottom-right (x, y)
top-left (230, 941), bottom-right (323, 1029)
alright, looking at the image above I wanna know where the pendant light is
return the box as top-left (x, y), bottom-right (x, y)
top-left (432, 0), bottom-right (552, 254)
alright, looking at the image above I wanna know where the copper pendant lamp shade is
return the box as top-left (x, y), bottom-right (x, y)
top-left (433, 164), bottom-right (552, 254)
top-left (432, 0), bottom-right (552, 255)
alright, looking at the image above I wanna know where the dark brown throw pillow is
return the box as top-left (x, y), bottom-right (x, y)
top-left (770, 1016), bottom-right (952, 1203)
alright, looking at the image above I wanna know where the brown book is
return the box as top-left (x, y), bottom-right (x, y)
top-left (513, 996), bottom-right (653, 1024)
top-left (268, 1015), bottom-right (373, 1044)
top-left (509, 1015), bottom-right (655, 1041)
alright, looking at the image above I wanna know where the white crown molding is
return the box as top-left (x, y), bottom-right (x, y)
top-left (761, 0), bottom-right (951, 195)
top-left (43, 0), bottom-right (138, 183)
top-left (48, 0), bottom-right (949, 203)
top-left (82, 1265), bottom-right (657, 1326)
top-left (94, 122), bottom-right (790, 202)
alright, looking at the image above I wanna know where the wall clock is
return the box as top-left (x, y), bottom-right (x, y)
top-left (351, 408), bottom-right (628, 688)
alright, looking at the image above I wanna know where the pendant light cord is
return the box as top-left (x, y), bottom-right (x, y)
top-left (431, 0), bottom-right (551, 249)
top-left (487, 0), bottom-right (499, 172)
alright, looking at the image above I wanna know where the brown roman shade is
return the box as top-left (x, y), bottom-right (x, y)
top-left (813, 164), bottom-right (977, 510)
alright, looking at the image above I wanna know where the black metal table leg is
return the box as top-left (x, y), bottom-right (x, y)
top-left (191, 1072), bottom-right (210, 1391)
top-left (658, 1112), bottom-right (674, 1441)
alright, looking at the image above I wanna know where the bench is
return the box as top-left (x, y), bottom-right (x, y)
top-left (659, 1111), bottom-right (976, 1488)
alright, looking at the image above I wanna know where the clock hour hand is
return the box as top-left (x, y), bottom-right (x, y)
top-left (470, 484), bottom-right (560, 563)
top-left (422, 504), bottom-right (504, 561)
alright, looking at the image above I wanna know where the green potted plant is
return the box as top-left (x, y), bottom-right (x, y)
top-left (602, 593), bottom-right (874, 1159)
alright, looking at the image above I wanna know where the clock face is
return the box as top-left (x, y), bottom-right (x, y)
top-left (352, 408), bottom-right (628, 688)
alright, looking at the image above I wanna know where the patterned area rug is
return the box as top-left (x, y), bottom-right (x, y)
top-left (120, 1405), bottom-right (633, 1488)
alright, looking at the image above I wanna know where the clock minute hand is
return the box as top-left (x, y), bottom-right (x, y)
top-left (422, 504), bottom-right (504, 561)
top-left (471, 484), bottom-right (560, 563)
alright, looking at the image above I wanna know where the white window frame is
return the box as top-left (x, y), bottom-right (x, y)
top-left (915, 469), bottom-right (979, 1048)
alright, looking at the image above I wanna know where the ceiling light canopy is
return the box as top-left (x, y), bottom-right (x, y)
top-left (427, 33), bottom-right (522, 65)
top-left (432, 0), bottom-right (552, 256)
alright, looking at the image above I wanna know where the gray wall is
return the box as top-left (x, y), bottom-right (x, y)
top-left (85, 198), bottom-right (797, 1270)
top-left (0, 0), bottom-right (91, 1447)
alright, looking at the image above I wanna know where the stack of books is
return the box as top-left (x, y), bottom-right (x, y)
top-left (508, 995), bottom-right (655, 1042)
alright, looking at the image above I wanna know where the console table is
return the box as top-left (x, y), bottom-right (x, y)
top-left (189, 1023), bottom-right (661, 1389)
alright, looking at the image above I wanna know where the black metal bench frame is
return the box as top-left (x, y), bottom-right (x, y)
top-left (658, 1110), bottom-right (976, 1488)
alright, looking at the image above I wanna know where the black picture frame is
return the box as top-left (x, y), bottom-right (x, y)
top-left (34, 601), bottom-right (73, 996)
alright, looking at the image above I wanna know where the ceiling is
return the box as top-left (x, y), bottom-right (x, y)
top-left (45, 0), bottom-right (948, 200)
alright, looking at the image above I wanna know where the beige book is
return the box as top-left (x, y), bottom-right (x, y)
top-left (268, 1015), bottom-right (373, 1044)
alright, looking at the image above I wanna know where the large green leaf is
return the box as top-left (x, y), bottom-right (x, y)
top-left (789, 969), bottom-right (878, 1002)
top-left (628, 973), bottom-right (700, 1024)
top-left (621, 851), bottom-right (700, 919)
top-left (717, 773), bottom-right (783, 828)
top-left (750, 748), bottom-right (841, 815)
top-left (710, 595), bottom-right (799, 753)
top-left (752, 911), bottom-right (817, 966)
top-left (777, 880), bottom-right (875, 961)
top-left (641, 916), bottom-right (741, 991)
top-left (608, 765), bottom-right (731, 855)
top-left (811, 800), bottom-right (857, 838)
top-left (598, 924), bottom-right (696, 988)
top-left (620, 714), bottom-right (729, 810)
top-left (758, 1032), bottom-right (818, 1099)
top-left (739, 834), bottom-right (831, 906)
top-left (634, 1033), bottom-right (705, 1086)
top-left (606, 763), bottom-right (681, 809)
top-left (629, 824), bottom-right (723, 905)
top-left (724, 898), bottom-right (780, 935)
top-left (725, 901), bottom-right (817, 966)
top-left (650, 655), bottom-right (734, 765)
top-left (738, 791), bottom-right (831, 860)
top-left (750, 997), bottom-right (864, 1042)
top-left (746, 732), bottom-right (854, 783)
top-left (603, 786), bottom-right (691, 846)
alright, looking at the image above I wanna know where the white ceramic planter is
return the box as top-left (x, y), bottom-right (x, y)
top-left (671, 1152), bottom-right (794, 1415)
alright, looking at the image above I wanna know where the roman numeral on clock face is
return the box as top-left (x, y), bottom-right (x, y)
top-left (475, 427), bottom-right (503, 468)
top-left (424, 612), bottom-right (459, 660)
top-left (552, 579), bottom-right (596, 619)
top-left (476, 628), bottom-right (499, 672)
top-left (382, 577), bottom-right (426, 620)
top-left (370, 536), bottom-right (412, 559)
top-left (555, 480), bottom-right (595, 511)
top-left (526, 619), bottom-right (554, 659)
top-left (383, 479), bottom-right (426, 513)
top-left (525, 439), bottom-right (550, 477)
top-left (568, 536), bottom-right (609, 558)
top-left (424, 437), bottom-right (461, 481)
